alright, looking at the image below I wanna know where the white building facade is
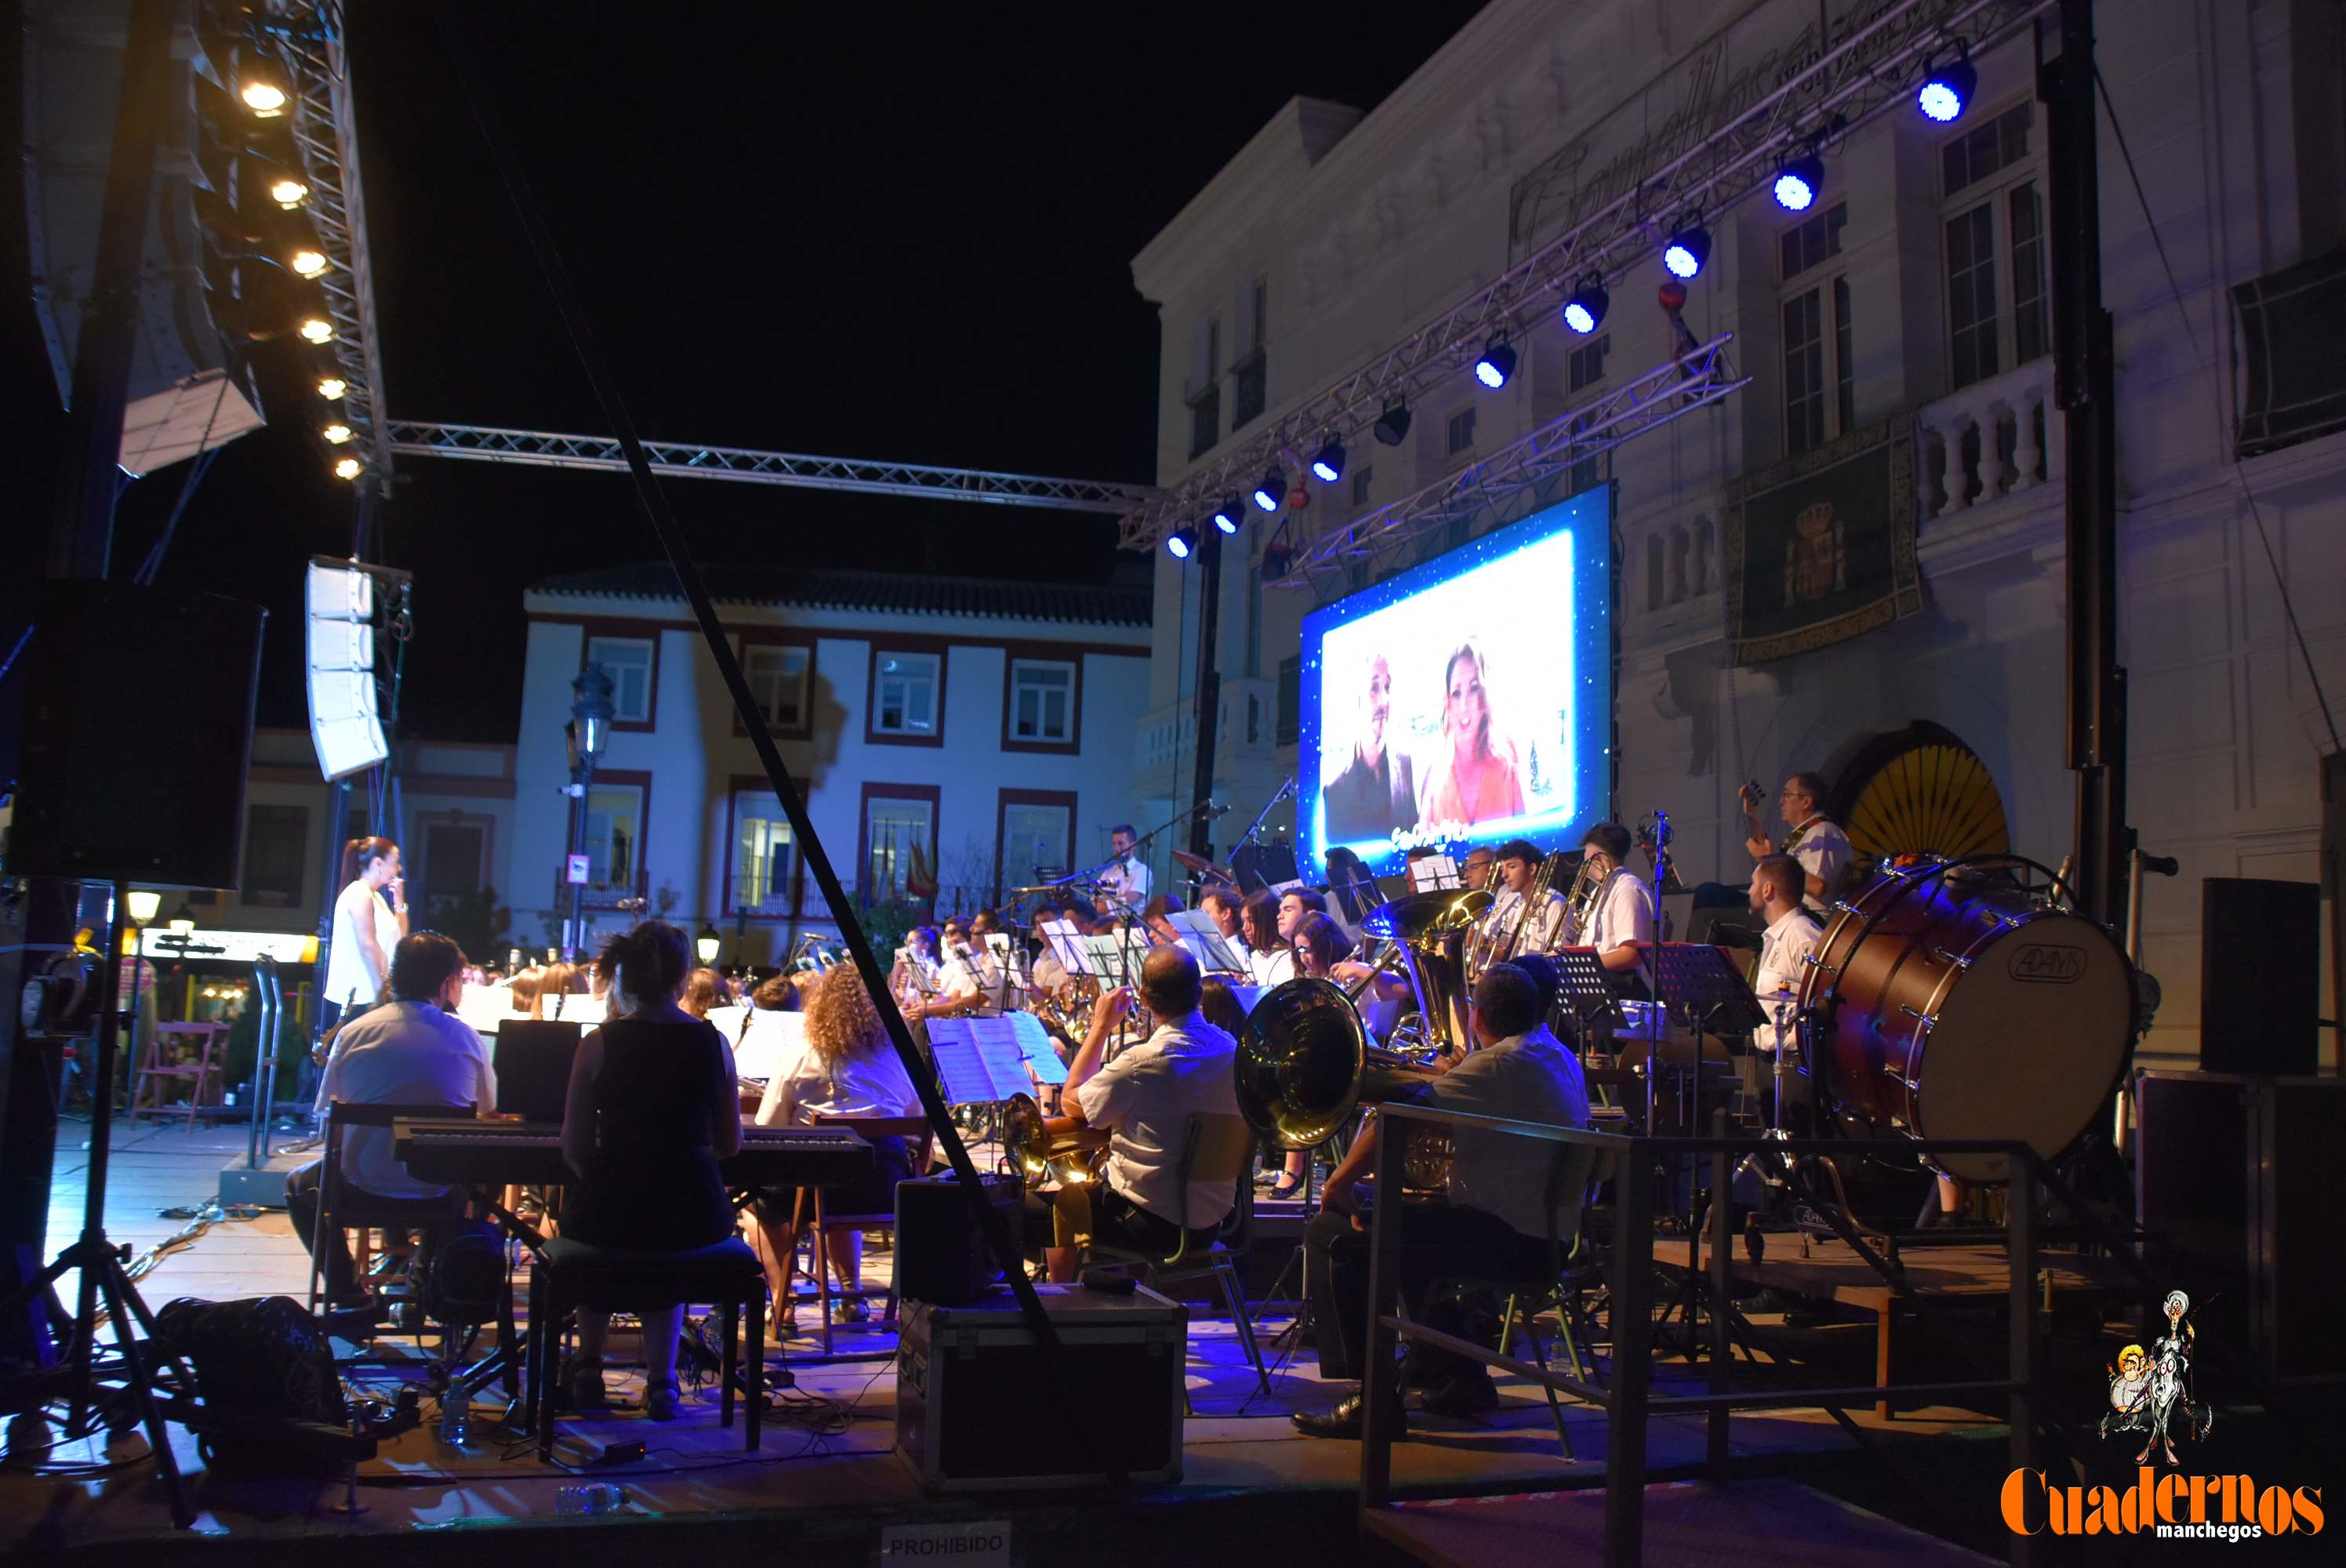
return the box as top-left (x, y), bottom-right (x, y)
top-left (514, 564), bottom-right (1152, 965)
top-left (1131, 0), bottom-right (2346, 1067)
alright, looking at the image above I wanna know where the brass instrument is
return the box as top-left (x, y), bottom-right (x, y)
top-left (1465, 849), bottom-right (1576, 978)
top-left (1558, 855), bottom-right (1604, 946)
top-left (1233, 977), bottom-right (1451, 1186)
top-left (1003, 1091), bottom-right (1106, 1189)
top-left (1360, 886), bottom-right (1487, 1063)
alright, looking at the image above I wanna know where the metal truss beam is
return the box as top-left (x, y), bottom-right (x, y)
top-left (1123, 0), bottom-right (2047, 550)
top-left (1271, 333), bottom-right (1751, 593)
top-left (274, 2), bottom-right (394, 486)
top-left (383, 421), bottom-right (1160, 514)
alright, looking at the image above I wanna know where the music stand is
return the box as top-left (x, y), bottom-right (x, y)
top-left (1549, 949), bottom-right (1626, 1050)
top-left (1229, 840), bottom-right (1298, 895)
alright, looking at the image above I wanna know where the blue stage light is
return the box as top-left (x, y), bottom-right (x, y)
top-left (1774, 151), bottom-right (1823, 212)
top-left (1212, 494), bottom-right (1242, 532)
top-left (1473, 334), bottom-right (1516, 390)
top-left (1919, 50), bottom-right (1975, 122)
top-left (1662, 223), bottom-right (1711, 280)
top-left (1562, 274), bottom-right (1608, 336)
top-left (1251, 467), bottom-right (1284, 512)
top-left (1167, 527), bottom-right (1195, 560)
top-left (1310, 439), bottom-right (1346, 485)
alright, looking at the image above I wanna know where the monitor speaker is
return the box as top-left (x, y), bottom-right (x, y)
top-left (9, 580), bottom-right (265, 888)
top-left (2199, 877), bottom-right (2319, 1076)
top-left (894, 1172), bottom-right (1022, 1308)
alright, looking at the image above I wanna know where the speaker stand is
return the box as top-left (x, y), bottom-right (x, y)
top-left (0, 882), bottom-right (197, 1526)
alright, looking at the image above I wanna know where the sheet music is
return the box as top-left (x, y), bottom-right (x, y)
top-left (705, 1004), bottom-right (750, 1044)
top-left (1039, 920), bottom-right (1089, 975)
top-left (733, 1010), bottom-right (808, 1081)
top-left (547, 994), bottom-right (606, 1025)
top-left (1407, 856), bottom-right (1462, 892)
top-left (975, 1012), bottom-right (1066, 1086)
top-left (456, 983), bottom-right (511, 1036)
top-left (1168, 910), bottom-right (1248, 975)
top-left (925, 1018), bottom-right (1037, 1103)
top-left (1080, 934), bottom-right (1142, 989)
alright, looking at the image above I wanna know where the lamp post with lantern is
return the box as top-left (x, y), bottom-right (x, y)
top-left (561, 664), bottom-right (615, 962)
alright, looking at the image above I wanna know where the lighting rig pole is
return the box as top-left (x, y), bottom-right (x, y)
top-left (2046, 0), bottom-right (2128, 931)
top-left (1186, 527), bottom-right (1225, 862)
top-left (561, 665), bottom-right (614, 962)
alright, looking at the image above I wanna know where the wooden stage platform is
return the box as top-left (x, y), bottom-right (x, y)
top-left (0, 1121), bottom-right (2048, 1566)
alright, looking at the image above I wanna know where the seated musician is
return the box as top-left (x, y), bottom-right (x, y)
top-left (1461, 844), bottom-right (1498, 893)
top-left (750, 965), bottom-right (924, 1322)
top-left (504, 966), bottom-right (543, 1019)
top-left (1241, 891), bottom-right (1295, 988)
top-left (1295, 962), bottom-right (1591, 1436)
top-left (1025, 946), bottom-right (1240, 1283)
top-left (1298, 911), bottom-right (1410, 1007)
top-left (683, 967), bottom-right (734, 1020)
top-left (1276, 886), bottom-right (1328, 942)
top-left (1198, 886), bottom-right (1245, 947)
top-left (1473, 838), bottom-right (1562, 960)
top-left (291, 931), bottom-right (496, 1309)
top-left (1561, 822), bottom-right (1654, 998)
top-left (557, 921), bottom-right (741, 1419)
top-left (910, 931), bottom-right (1002, 1021)
top-left (1749, 854), bottom-right (1822, 1051)
top-left (1142, 893), bottom-right (1186, 947)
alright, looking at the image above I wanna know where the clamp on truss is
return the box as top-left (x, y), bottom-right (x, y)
top-left (384, 421), bottom-right (1159, 514)
top-left (275, 2), bottom-right (394, 485)
top-left (1270, 332), bottom-right (1750, 593)
top-left (1121, 0), bottom-right (2047, 552)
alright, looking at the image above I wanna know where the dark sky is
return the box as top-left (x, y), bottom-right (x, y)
top-left (5, 4), bottom-right (1484, 742)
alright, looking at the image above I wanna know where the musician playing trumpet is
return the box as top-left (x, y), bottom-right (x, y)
top-left (1024, 946), bottom-right (1241, 1282)
top-left (1480, 837), bottom-right (1569, 960)
top-left (1560, 822), bottom-right (1655, 990)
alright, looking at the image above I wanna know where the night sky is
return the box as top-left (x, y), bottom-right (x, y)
top-left (5, 5), bottom-right (1486, 744)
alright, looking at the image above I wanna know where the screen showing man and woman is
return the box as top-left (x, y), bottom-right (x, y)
top-left (1298, 492), bottom-right (1612, 877)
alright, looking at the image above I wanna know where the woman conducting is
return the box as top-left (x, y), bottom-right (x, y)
top-left (557, 921), bottom-right (741, 1419)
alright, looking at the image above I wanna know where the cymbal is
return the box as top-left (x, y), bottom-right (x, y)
top-left (1172, 849), bottom-right (1233, 879)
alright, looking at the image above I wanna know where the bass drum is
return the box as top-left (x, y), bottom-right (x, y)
top-left (1799, 862), bottom-right (2134, 1182)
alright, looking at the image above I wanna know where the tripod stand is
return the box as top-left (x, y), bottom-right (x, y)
top-left (0, 880), bottom-right (195, 1526)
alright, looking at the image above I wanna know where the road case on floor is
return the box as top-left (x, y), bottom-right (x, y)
top-left (896, 1281), bottom-right (1187, 1490)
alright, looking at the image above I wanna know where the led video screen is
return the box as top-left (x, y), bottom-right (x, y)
top-left (1298, 490), bottom-right (1612, 877)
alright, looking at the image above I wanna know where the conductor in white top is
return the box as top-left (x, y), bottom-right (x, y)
top-left (1026, 945), bottom-right (1238, 1282)
top-left (321, 835), bottom-right (408, 1031)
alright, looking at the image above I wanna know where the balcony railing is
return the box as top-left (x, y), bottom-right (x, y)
top-left (1916, 357), bottom-right (2061, 524)
top-left (1133, 677), bottom-right (1284, 776)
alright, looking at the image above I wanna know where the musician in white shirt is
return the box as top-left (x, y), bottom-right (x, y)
top-left (1241, 891), bottom-right (1295, 988)
top-left (1745, 772), bottom-right (1851, 916)
top-left (321, 836), bottom-right (407, 1031)
top-left (1099, 823), bottom-right (1152, 917)
top-left (1749, 854), bottom-right (1823, 1053)
top-left (1565, 822), bottom-right (1655, 986)
top-left (1480, 837), bottom-right (1569, 959)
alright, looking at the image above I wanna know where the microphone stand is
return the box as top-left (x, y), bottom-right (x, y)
top-left (1227, 776), bottom-right (1295, 864)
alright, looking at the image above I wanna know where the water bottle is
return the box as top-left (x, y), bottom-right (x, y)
top-left (439, 1398), bottom-right (470, 1447)
top-left (554, 1482), bottom-right (624, 1515)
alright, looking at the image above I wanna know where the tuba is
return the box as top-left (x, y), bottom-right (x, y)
top-left (1003, 1091), bottom-right (1102, 1189)
top-left (1233, 977), bottom-right (1454, 1187)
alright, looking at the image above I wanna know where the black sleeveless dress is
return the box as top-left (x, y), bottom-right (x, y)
top-left (561, 1017), bottom-right (736, 1250)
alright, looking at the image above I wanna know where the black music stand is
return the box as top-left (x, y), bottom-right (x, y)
top-left (1651, 943), bottom-right (1767, 1043)
top-left (1550, 949), bottom-right (1627, 1050)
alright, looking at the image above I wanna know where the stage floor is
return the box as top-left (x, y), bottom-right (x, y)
top-left (5, 1120), bottom-right (2018, 1565)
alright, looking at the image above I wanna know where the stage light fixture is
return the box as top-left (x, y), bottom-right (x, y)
top-left (323, 423), bottom-right (353, 444)
top-left (1562, 274), bottom-right (1608, 335)
top-left (1919, 47), bottom-right (1975, 122)
top-left (1774, 151), bottom-right (1825, 212)
top-left (1167, 526), bottom-right (1197, 560)
top-left (1371, 400), bottom-right (1412, 447)
top-left (238, 56), bottom-right (290, 118)
top-left (1251, 467), bottom-right (1284, 512)
top-left (1473, 333), bottom-right (1516, 390)
top-left (333, 456), bottom-right (363, 481)
top-left (1662, 221), bottom-right (1711, 280)
top-left (317, 376), bottom-right (347, 399)
top-left (1310, 438), bottom-right (1346, 484)
top-left (298, 316), bottom-right (334, 343)
top-left (268, 176), bottom-right (310, 209)
top-left (289, 247), bottom-right (329, 278)
top-left (1212, 494), bottom-right (1243, 532)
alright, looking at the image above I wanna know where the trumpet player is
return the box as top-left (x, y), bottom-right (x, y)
top-left (1024, 946), bottom-right (1240, 1282)
top-left (1480, 838), bottom-right (1569, 960)
top-left (1560, 822), bottom-right (1655, 992)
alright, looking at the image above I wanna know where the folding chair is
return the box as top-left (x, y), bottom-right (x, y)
top-left (306, 1100), bottom-right (472, 1324)
top-left (796, 1114), bottom-right (933, 1352)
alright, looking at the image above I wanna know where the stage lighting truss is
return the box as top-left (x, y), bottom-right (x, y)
top-left (1266, 332), bottom-right (1750, 593)
top-left (383, 421), bottom-right (1157, 514)
top-left (1113, 0), bottom-right (2048, 552)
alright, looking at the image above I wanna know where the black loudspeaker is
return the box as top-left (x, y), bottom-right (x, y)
top-left (893, 1172), bottom-right (1022, 1308)
top-left (2137, 1070), bottom-right (2346, 1384)
top-left (2199, 877), bottom-right (2320, 1076)
top-left (9, 581), bottom-right (265, 888)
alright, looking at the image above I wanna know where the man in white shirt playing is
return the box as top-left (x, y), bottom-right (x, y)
top-left (1098, 823), bottom-right (1152, 919)
top-left (1745, 772), bottom-right (1851, 917)
top-left (1027, 945), bottom-right (1239, 1282)
top-left (1564, 821), bottom-right (1657, 997)
top-left (1478, 837), bottom-right (1569, 960)
top-left (1295, 962), bottom-right (1591, 1435)
top-left (1749, 855), bottom-right (1824, 1046)
top-left (292, 932), bottom-right (496, 1307)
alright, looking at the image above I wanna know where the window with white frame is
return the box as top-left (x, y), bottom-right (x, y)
top-left (743, 643), bottom-right (809, 731)
top-left (997, 797), bottom-right (1072, 888)
top-left (586, 636), bottom-right (655, 723)
top-left (1941, 103), bottom-right (2047, 392)
top-left (1445, 406), bottom-right (1477, 457)
top-left (871, 651), bottom-right (940, 737)
top-left (865, 793), bottom-right (935, 900)
top-left (1781, 201), bottom-right (1854, 456)
top-left (583, 781), bottom-right (644, 894)
top-left (1007, 658), bottom-right (1076, 744)
top-left (731, 788), bottom-right (794, 914)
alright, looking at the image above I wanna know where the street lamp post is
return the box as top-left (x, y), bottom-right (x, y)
top-left (562, 664), bottom-right (616, 962)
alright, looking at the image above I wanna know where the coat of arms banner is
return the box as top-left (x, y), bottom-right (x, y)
top-left (1723, 418), bottom-right (1919, 664)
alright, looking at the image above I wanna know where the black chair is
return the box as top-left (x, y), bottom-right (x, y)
top-left (525, 1236), bottom-right (767, 1460)
top-left (1086, 1114), bottom-right (1270, 1400)
top-left (306, 1100), bottom-right (474, 1323)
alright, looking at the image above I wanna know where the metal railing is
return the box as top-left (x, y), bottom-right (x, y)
top-left (1356, 1107), bottom-right (2097, 1565)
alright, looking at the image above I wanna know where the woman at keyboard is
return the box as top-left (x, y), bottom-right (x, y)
top-left (750, 965), bottom-right (924, 1324)
top-left (557, 921), bottom-right (742, 1418)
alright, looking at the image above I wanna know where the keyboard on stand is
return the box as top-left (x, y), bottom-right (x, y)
top-left (392, 1119), bottom-right (873, 1189)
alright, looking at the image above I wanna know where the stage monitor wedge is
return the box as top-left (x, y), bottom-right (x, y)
top-left (11, 581), bottom-right (264, 888)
